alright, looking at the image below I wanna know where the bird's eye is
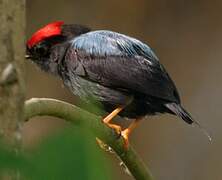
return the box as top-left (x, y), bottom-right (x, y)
top-left (34, 43), bottom-right (49, 56)
top-left (36, 46), bottom-right (46, 55)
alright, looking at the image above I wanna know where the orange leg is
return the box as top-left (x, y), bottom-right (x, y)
top-left (121, 118), bottom-right (142, 149)
top-left (102, 107), bottom-right (124, 134)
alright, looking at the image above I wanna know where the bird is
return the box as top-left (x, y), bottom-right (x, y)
top-left (26, 21), bottom-right (210, 148)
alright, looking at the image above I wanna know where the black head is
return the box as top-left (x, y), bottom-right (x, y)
top-left (26, 21), bottom-right (90, 74)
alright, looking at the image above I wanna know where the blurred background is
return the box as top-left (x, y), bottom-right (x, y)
top-left (25, 0), bottom-right (222, 179)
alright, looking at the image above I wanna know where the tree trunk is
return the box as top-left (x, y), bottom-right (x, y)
top-left (0, 0), bottom-right (25, 151)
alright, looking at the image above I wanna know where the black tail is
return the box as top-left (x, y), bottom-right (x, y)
top-left (165, 103), bottom-right (193, 124)
top-left (165, 102), bottom-right (212, 141)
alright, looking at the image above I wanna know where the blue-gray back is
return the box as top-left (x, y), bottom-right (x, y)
top-left (71, 30), bottom-right (159, 62)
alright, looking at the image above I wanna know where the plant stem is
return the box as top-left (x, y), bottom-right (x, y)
top-left (24, 98), bottom-right (154, 180)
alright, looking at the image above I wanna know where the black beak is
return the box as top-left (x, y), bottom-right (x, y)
top-left (25, 54), bottom-right (32, 59)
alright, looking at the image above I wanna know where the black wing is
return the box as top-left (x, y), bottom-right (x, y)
top-left (65, 30), bottom-right (180, 103)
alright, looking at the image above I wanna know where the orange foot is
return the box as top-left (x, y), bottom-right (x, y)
top-left (121, 118), bottom-right (142, 149)
top-left (102, 107), bottom-right (124, 135)
top-left (105, 123), bottom-right (122, 135)
top-left (121, 129), bottom-right (130, 149)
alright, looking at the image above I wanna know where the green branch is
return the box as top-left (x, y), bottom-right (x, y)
top-left (24, 98), bottom-right (153, 180)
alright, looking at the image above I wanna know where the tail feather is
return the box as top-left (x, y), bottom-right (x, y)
top-left (165, 103), bottom-right (212, 141)
top-left (165, 103), bottom-right (193, 124)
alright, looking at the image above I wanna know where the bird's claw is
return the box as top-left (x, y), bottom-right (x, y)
top-left (110, 124), bottom-right (122, 137)
top-left (121, 129), bottom-right (130, 149)
top-left (103, 121), bottom-right (122, 137)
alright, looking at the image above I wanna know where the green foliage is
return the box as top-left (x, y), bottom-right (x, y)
top-left (0, 142), bottom-right (27, 173)
top-left (0, 127), bottom-right (112, 180)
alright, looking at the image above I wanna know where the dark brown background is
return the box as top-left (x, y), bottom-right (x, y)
top-left (25, 0), bottom-right (222, 179)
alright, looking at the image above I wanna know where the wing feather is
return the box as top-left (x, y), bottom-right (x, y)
top-left (65, 30), bottom-right (180, 103)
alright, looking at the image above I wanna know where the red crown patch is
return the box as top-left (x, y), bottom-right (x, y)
top-left (27, 21), bottom-right (64, 48)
